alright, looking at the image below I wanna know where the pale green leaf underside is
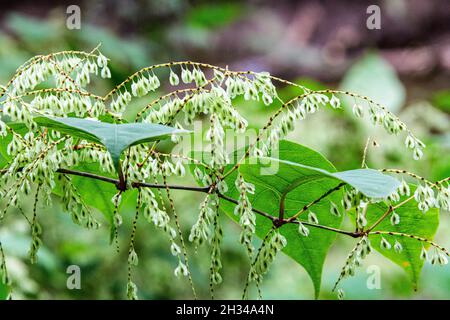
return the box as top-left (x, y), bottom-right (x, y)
top-left (35, 116), bottom-right (189, 169)
top-left (255, 157), bottom-right (401, 199)
top-left (340, 52), bottom-right (405, 113)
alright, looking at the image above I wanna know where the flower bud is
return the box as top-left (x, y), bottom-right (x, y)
top-left (101, 66), bottom-right (111, 78)
top-left (352, 104), bottom-right (364, 118)
top-left (128, 249), bottom-right (139, 266)
top-left (380, 237), bottom-right (391, 250)
top-left (169, 69), bottom-right (179, 86)
top-left (390, 211), bottom-right (400, 225)
top-left (330, 201), bottom-right (341, 217)
top-left (298, 222), bottom-right (310, 237)
top-left (308, 211), bottom-right (319, 224)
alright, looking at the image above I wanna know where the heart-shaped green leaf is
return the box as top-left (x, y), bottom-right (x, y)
top-left (203, 141), bottom-right (343, 298)
top-left (34, 116), bottom-right (190, 169)
top-left (191, 141), bottom-right (401, 297)
top-left (233, 142), bottom-right (398, 297)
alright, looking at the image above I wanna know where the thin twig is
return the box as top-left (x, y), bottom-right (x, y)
top-left (369, 231), bottom-right (449, 256)
top-left (287, 182), bottom-right (346, 222)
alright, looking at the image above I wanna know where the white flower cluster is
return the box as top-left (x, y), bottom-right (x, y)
top-left (143, 84), bottom-right (249, 134)
top-left (355, 204), bottom-right (368, 230)
top-left (387, 173), bottom-right (449, 213)
top-left (10, 52), bottom-right (109, 94)
top-left (225, 71), bottom-right (277, 105)
top-left (260, 93), bottom-right (331, 155)
top-left (192, 166), bottom-right (212, 187)
top-left (436, 186), bottom-right (450, 211)
top-left (380, 237), bottom-right (403, 253)
top-left (414, 184), bottom-right (450, 213)
top-left (31, 93), bottom-right (105, 118)
top-left (379, 236), bottom-right (447, 265)
top-left (121, 146), bottom-right (186, 182)
top-left (422, 246), bottom-right (448, 266)
top-left (0, 132), bottom-right (98, 232)
top-left (206, 114), bottom-right (229, 168)
top-left (404, 134), bottom-right (425, 160)
top-left (189, 194), bottom-right (218, 246)
top-left (59, 174), bottom-right (100, 229)
top-left (7, 52), bottom-right (109, 98)
top-left (0, 136), bottom-right (66, 220)
top-left (69, 53), bottom-right (111, 87)
top-left (1, 51), bottom-right (446, 299)
top-left (365, 103), bottom-right (425, 160)
top-left (209, 210), bottom-right (223, 285)
top-left (79, 145), bottom-right (115, 173)
top-left (139, 188), bottom-right (187, 277)
top-left (249, 231), bottom-right (286, 282)
top-left (181, 66), bottom-right (207, 86)
top-left (2, 100), bottom-right (34, 129)
top-left (335, 236), bottom-right (372, 290)
top-left (0, 51), bottom-right (110, 138)
top-left (10, 61), bottom-right (52, 95)
top-left (342, 188), bottom-right (365, 211)
top-left (234, 174), bottom-right (256, 257)
top-left (29, 219), bottom-right (42, 265)
top-left (262, 92), bottom-right (425, 161)
top-left (141, 188), bottom-right (168, 229)
top-left (127, 281), bottom-right (138, 300)
top-left (111, 73), bottom-right (160, 114)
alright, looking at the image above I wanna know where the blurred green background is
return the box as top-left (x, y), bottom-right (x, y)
top-left (0, 0), bottom-right (449, 299)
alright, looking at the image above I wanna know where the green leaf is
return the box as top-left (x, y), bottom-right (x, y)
top-left (363, 187), bottom-right (439, 290)
top-left (340, 52), bottom-right (405, 113)
top-left (192, 141), bottom-right (400, 297)
top-left (216, 141), bottom-right (343, 298)
top-left (0, 281), bottom-right (9, 300)
top-left (432, 90), bottom-right (450, 113)
top-left (258, 158), bottom-right (401, 199)
top-left (0, 122), bottom-right (28, 168)
top-left (236, 142), bottom-right (399, 297)
top-left (34, 116), bottom-right (189, 169)
top-left (187, 3), bottom-right (241, 29)
top-left (6, 13), bottom-right (62, 46)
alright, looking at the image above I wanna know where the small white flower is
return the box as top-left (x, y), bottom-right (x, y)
top-left (298, 222), bottom-right (310, 237)
top-left (352, 104), bottom-right (364, 118)
top-left (329, 94), bottom-right (341, 109)
top-left (169, 69), bottom-right (180, 86)
top-left (390, 211), bottom-right (400, 225)
top-left (380, 237), bottom-right (391, 250)
top-left (394, 240), bottom-right (403, 253)
top-left (330, 202), bottom-right (341, 217)
top-left (420, 246), bottom-right (428, 261)
top-left (308, 211), bottom-right (319, 224)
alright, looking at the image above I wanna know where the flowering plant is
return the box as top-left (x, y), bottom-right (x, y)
top-left (0, 47), bottom-right (448, 299)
